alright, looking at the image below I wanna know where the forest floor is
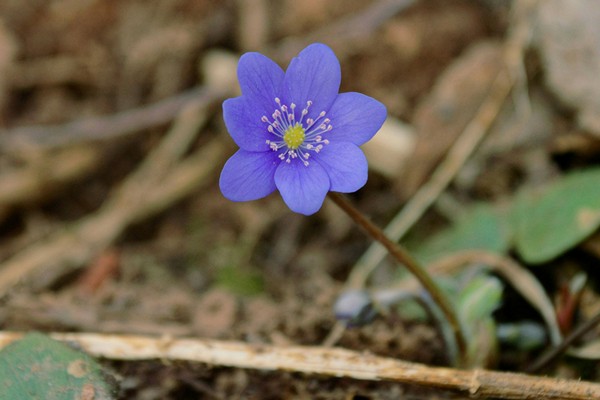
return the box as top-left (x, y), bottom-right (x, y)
top-left (1, 0), bottom-right (600, 399)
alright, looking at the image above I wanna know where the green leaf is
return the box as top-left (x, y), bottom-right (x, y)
top-left (457, 274), bottom-right (503, 332)
top-left (0, 333), bottom-right (117, 400)
top-left (215, 265), bottom-right (264, 296)
top-left (497, 322), bottom-right (547, 350)
top-left (513, 168), bottom-right (600, 264)
top-left (457, 274), bottom-right (503, 368)
top-left (411, 203), bottom-right (511, 264)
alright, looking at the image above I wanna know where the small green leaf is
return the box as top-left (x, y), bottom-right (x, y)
top-left (411, 203), bottom-right (511, 264)
top-left (513, 168), bottom-right (600, 264)
top-left (0, 333), bottom-right (117, 400)
top-left (458, 274), bottom-right (503, 331)
top-left (457, 274), bottom-right (503, 368)
top-left (215, 265), bottom-right (264, 296)
top-left (497, 321), bottom-right (547, 350)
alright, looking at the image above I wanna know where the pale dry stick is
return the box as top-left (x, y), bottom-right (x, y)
top-left (344, 0), bottom-right (538, 290)
top-left (0, 331), bottom-right (598, 399)
top-left (346, 68), bottom-right (514, 290)
top-left (505, 0), bottom-right (537, 118)
top-left (274, 0), bottom-right (417, 59)
top-left (0, 83), bottom-right (226, 225)
top-left (0, 137), bottom-right (226, 297)
top-left (102, 101), bottom-right (208, 211)
top-left (310, 0), bottom-right (416, 42)
top-left (0, 86), bottom-right (224, 152)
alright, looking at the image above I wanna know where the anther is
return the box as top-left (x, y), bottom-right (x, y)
top-left (262, 98), bottom-right (332, 167)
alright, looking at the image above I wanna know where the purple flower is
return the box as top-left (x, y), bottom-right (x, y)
top-left (219, 43), bottom-right (387, 215)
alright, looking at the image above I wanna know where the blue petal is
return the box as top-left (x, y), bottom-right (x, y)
top-left (219, 149), bottom-right (280, 201)
top-left (223, 97), bottom-right (270, 152)
top-left (238, 52), bottom-right (284, 117)
top-left (315, 142), bottom-right (368, 193)
top-left (274, 161), bottom-right (330, 215)
top-left (282, 43), bottom-right (341, 120)
top-left (327, 92), bottom-right (387, 145)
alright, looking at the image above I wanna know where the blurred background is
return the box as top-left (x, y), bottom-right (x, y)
top-left (1, 0), bottom-right (600, 398)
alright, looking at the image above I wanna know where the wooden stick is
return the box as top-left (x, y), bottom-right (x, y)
top-left (0, 86), bottom-right (224, 151)
top-left (0, 331), bottom-right (597, 399)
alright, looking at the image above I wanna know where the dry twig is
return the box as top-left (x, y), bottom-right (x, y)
top-left (0, 331), bottom-right (597, 400)
top-left (0, 86), bottom-right (225, 152)
top-left (527, 310), bottom-right (600, 373)
top-left (272, 0), bottom-right (417, 59)
top-left (344, 0), bottom-right (538, 290)
top-left (0, 104), bottom-right (225, 297)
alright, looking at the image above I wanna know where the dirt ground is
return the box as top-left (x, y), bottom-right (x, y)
top-left (1, 0), bottom-right (600, 399)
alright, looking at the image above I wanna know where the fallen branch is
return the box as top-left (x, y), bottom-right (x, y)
top-left (273, 0), bottom-right (417, 59)
top-left (0, 331), bottom-right (597, 399)
top-left (0, 86), bottom-right (225, 151)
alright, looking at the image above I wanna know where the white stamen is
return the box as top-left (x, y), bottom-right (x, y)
top-left (260, 98), bottom-right (333, 167)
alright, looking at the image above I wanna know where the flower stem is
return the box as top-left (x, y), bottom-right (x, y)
top-left (327, 192), bottom-right (467, 364)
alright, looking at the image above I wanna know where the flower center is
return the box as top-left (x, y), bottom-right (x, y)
top-left (283, 123), bottom-right (305, 149)
top-left (261, 98), bottom-right (332, 166)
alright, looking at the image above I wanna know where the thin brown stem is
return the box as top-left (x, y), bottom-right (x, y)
top-left (327, 192), bottom-right (467, 365)
top-left (526, 310), bottom-right (600, 373)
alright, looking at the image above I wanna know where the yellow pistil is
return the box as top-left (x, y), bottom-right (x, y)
top-left (283, 123), bottom-right (305, 149)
